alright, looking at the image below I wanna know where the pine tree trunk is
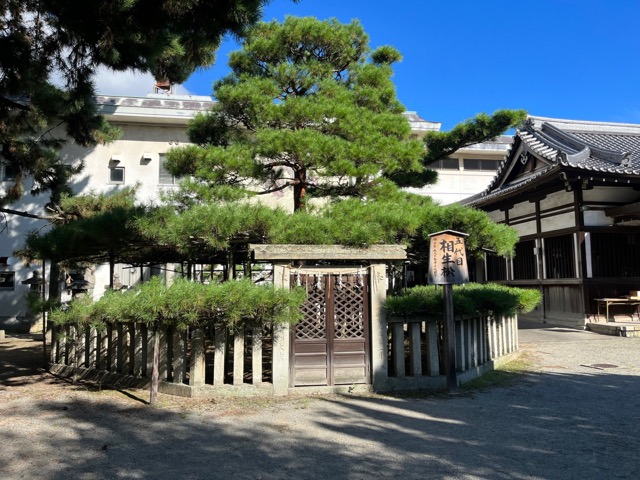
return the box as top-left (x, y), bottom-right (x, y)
top-left (293, 168), bottom-right (307, 211)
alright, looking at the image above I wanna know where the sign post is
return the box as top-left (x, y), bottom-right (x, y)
top-left (428, 230), bottom-right (469, 394)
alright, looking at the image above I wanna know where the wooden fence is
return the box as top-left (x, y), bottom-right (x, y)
top-left (384, 315), bottom-right (518, 390)
top-left (49, 323), bottom-right (275, 396)
top-left (49, 314), bottom-right (519, 396)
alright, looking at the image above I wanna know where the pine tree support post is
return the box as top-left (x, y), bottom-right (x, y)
top-left (150, 324), bottom-right (160, 406)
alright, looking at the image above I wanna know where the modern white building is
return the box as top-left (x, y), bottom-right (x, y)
top-left (0, 95), bottom-right (509, 331)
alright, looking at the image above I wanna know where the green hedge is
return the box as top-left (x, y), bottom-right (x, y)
top-left (51, 277), bottom-right (306, 331)
top-left (384, 283), bottom-right (542, 318)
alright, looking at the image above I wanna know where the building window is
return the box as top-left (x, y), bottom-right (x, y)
top-left (544, 234), bottom-right (575, 279)
top-left (590, 232), bottom-right (640, 278)
top-left (431, 158), bottom-right (459, 170)
top-left (513, 240), bottom-right (537, 280)
top-left (1, 162), bottom-right (17, 181)
top-left (463, 159), bottom-right (501, 171)
top-left (486, 254), bottom-right (507, 281)
top-left (0, 272), bottom-right (15, 290)
top-left (159, 154), bottom-right (178, 185)
top-left (109, 166), bottom-right (125, 184)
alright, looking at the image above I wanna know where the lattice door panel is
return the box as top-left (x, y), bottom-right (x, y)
top-left (331, 273), bottom-right (369, 385)
top-left (333, 274), bottom-right (366, 340)
top-left (290, 272), bottom-right (370, 387)
top-left (295, 274), bottom-right (327, 340)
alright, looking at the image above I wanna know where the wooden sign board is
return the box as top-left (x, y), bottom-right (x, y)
top-left (428, 230), bottom-right (469, 285)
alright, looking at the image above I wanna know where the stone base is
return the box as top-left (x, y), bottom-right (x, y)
top-left (587, 322), bottom-right (640, 338)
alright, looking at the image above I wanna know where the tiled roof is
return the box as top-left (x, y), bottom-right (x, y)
top-left (463, 116), bottom-right (640, 206)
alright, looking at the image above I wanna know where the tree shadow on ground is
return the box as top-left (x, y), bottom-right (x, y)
top-left (2, 334), bottom-right (640, 479)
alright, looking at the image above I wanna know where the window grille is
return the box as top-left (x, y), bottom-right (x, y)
top-left (544, 234), bottom-right (575, 279)
top-left (486, 253), bottom-right (507, 281)
top-left (513, 240), bottom-right (537, 280)
top-left (590, 232), bottom-right (640, 278)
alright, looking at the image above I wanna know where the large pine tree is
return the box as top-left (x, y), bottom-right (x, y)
top-left (166, 16), bottom-right (427, 211)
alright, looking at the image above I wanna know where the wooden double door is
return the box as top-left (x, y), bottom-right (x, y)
top-left (290, 272), bottom-right (370, 387)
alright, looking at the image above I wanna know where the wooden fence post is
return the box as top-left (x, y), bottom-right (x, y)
top-left (252, 328), bottom-right (263, 385)
top-left (392, 322), bottom-right (405, 378)
top-left (408, 321), bottom-right (422, 377)
top-left (425, 321), bottom-right (440, 376)
top-left (214, 324), bottom-right (226, 386)
top-left (189, 329), bottom-right (206, 386)
top-left (233, 329), bottom-right (245, 386)
top-left (173, 329), bottom-right (186, 384)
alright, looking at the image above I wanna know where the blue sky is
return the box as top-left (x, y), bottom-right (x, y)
top-left (178, 0), bottom-right (640, 131)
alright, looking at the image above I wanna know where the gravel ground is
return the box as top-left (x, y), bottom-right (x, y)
top-left (1, 322), bottom-right (640, 480)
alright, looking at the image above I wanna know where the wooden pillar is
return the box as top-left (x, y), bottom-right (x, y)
top-left (88, 327), bottom-right (97, 369)
top-left (455, 319), bottom-right (465, 372)
top-left (98, 329), bottom-right (108, 370)
top-left (145, 325), bottom-right (155, 378)
top-left (252, 328), bottom-right (263, 385)
top-left (369, 264), bottom-right (389, 391)
top-left (443, 284), bottom-right (458, 393)
top-left (189, 329), bottom-right (206, 386)
top-left (213, 324), bottom-right (226, 385)
top-left (68, 325), bottom-right (77, 368)
top-left (480, 316), bottom-right (490, 365)
top-left (425, 321), bottom-right (440, 376)
top-left (465, 319), bottom-right (473, 368)
top-left (490, 318), bottom-right (498, 359)
top-left (158, 329), bottom-right (168, 381)
top-left (50, 324), bottom-right (58, 365)
top-left (233, 329), bottom-right (245, 386)
top-left (116, 323), bottom-right (124, 373)
top-left (392, 322), bottom-right (405, 377)
top-left (470, 318), bottom-right (478, 368)
top-left (272, 264), bottom-right (291, 395)
top-left (173, 329), bottom-right (186, 384)
top-left (134, 324), bottom-right (143, 377)
top-left (408, 321), bottom-right (422, 377)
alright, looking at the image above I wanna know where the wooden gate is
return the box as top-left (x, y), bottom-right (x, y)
top-left (290, 272), bottom-right (370, 387)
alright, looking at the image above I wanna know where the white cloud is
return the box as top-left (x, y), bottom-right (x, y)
top-left (93, 66), bottom-right (192, 97)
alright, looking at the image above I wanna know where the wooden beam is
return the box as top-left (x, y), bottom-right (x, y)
top-left (605, 201), bottom-right (640, 218)
top-left (249, 244), bottom-right (407, 261)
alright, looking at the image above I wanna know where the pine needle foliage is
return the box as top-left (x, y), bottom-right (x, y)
top-left (385, 283), bottom-right (542, 318)
top-left (0, 0), bottom-right (283, 209)
top-left (51, 277), bottom-right (306, 332)
top-left (21, 187), bottom-right (520, 264)
top-left (423, 109), bottom-right (528, 164)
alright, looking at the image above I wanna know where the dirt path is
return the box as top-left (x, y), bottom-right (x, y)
top-left (1, 328), bottom-right (640, 479)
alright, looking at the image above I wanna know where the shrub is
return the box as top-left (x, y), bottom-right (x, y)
top-left (385, 283), bottom-right (542, 318)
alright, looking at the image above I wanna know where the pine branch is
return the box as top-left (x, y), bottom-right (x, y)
top-left (423, 109), bottom-right (527, 164)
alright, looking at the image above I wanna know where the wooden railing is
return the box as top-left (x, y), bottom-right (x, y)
top-left (385, 315), bottom-right (518, 390)
top-left (49, 323), bottom-right (275, 395)
top-left (49, 314), bottom-right (519, 396)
